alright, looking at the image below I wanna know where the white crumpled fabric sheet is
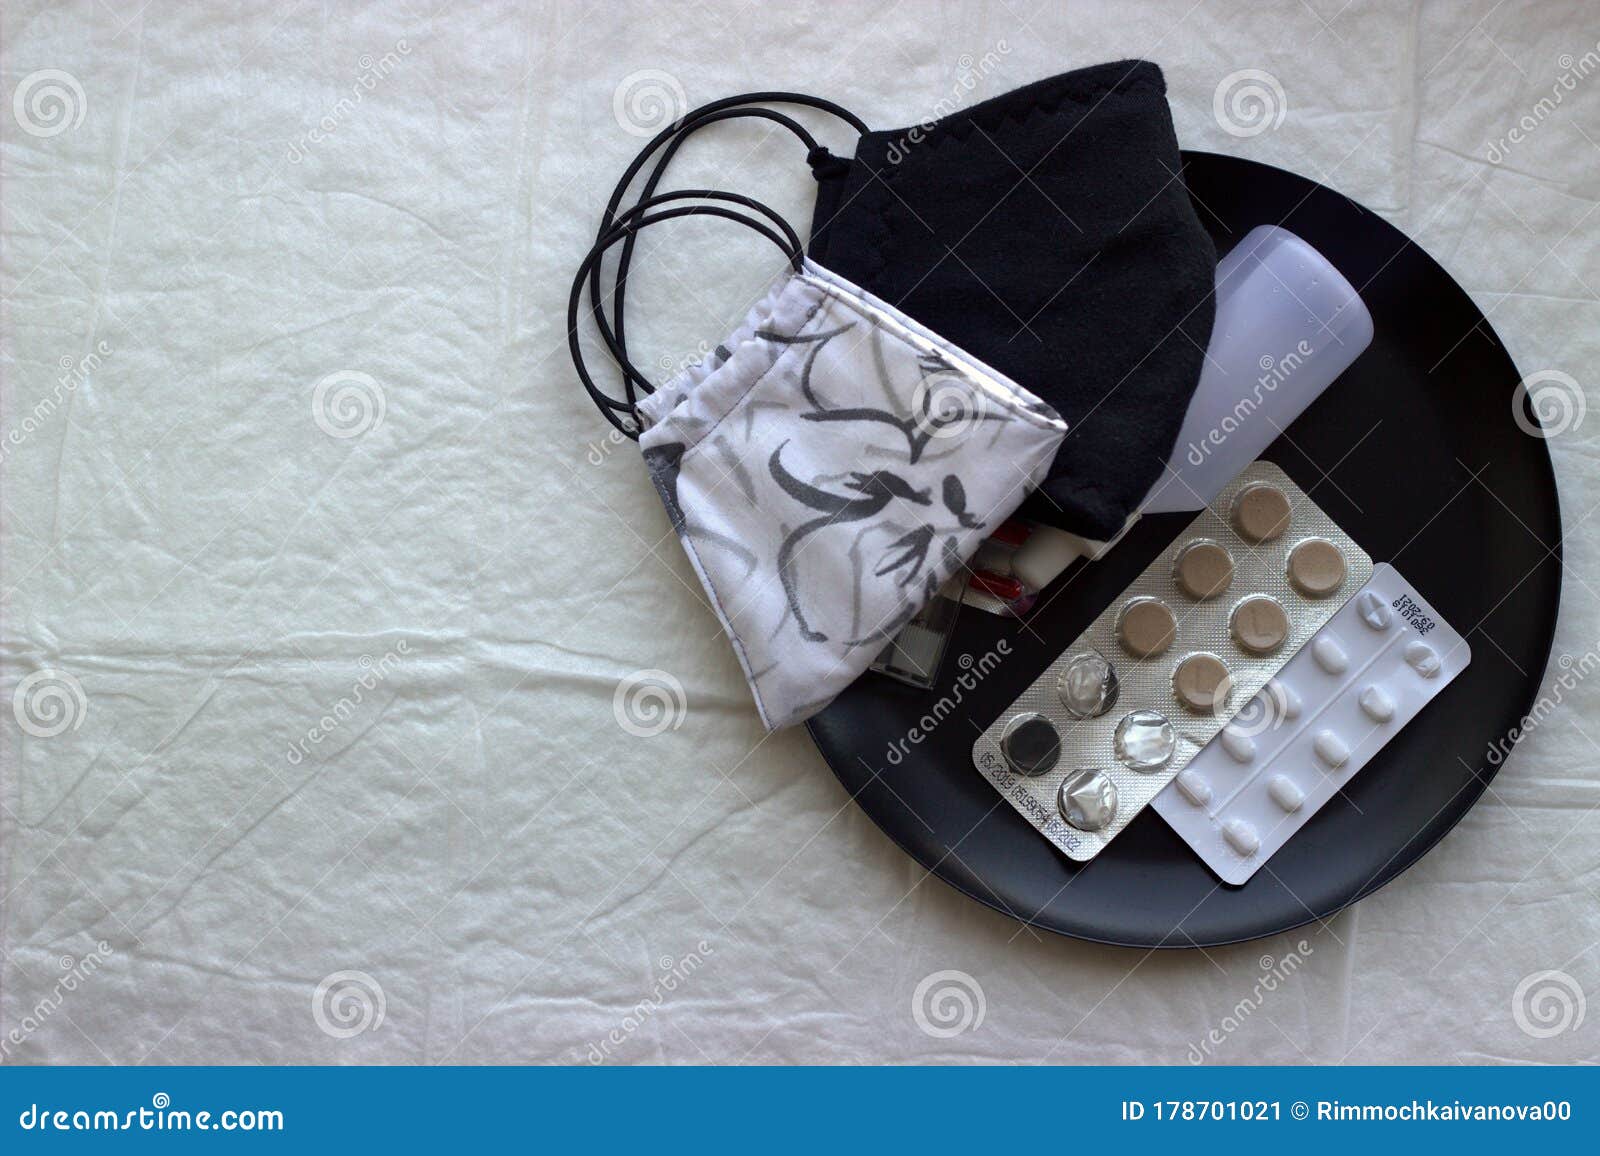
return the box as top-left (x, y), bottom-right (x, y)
top-left (2, 0), bottom-right (1597, 1064)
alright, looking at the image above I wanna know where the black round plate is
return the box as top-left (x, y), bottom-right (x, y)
top-left (806, 151), bottom-right (1562, 948)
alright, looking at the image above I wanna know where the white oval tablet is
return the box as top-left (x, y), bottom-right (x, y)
top-left (1268, 774), bottom-right (1305, 813)
top-left (1270, 678), bottom-right (1303, 720)
top-left (1356, 590), bottom-right (1392, 631)
top-left (1359, 683), bottom-right (1396, 723)
top-left (1176, 768), bottom-right (1212, 806)
top-left (1220, 725), bottom-right (1255, 763)
top-left (1313, 636), bottom-right (1349, 674)
top-left (1405, 640), bottom-right (1441, 678)
top-left (1313, 729), bottom-right (1350, 768)
top-left (1223, 817), bottom-right (1260, 856)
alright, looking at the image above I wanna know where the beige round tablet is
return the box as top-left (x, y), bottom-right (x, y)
top-left (1231, 483), bottom-right (1292, 543)
top-left (1230, 594), bottom-right (1291, 654)
top-left (1117, 597), bottom-right (1177, 658)
top-left (1173, 652), bottom-right (1232, 713)
top-left (1173, 539), bottom-right (1234, 601)
top-left (1287, 537), bottom-right (1347, 597)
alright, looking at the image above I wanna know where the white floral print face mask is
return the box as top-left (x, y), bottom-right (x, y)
top-left (637, 259), bottom-right (1066, 729)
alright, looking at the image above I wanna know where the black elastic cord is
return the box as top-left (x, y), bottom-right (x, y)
top-left (604, 107), bottom-right (818, 396)
top-left (591, 95), bottom-right (865, 401)
top-left (568, 192), bottom-right (804, 435)
top-left (572, 93), bottom-right (867, 437)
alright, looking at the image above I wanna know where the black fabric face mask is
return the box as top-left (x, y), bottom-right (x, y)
top-left (808, 60), bottom-right (1217, 540)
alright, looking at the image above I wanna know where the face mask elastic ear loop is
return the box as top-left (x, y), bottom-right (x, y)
top-left (596, 93), bottom-right (867, 236)
top-left (600, 101), bottom-right (867, 396)
top-left (568, 190), bottom-right (804, 437)
top-left (575, 188), bottom-right (803, 406)
top-left (602, 107), bottom-right (816, 400)
top-left (570, 199), bottom-right (799, 435)
top-left (589, 95), bottom-right (867, 404)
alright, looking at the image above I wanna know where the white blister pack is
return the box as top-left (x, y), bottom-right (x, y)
top-left (1151, 563), bottom-right (1470, 884)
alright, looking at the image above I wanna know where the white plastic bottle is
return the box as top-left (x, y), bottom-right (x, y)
top-left (1141, 224), bottom-right (1374, 513)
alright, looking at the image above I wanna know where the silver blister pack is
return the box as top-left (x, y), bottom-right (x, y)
top-left (972, 461), bottom-right (1373, 861)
